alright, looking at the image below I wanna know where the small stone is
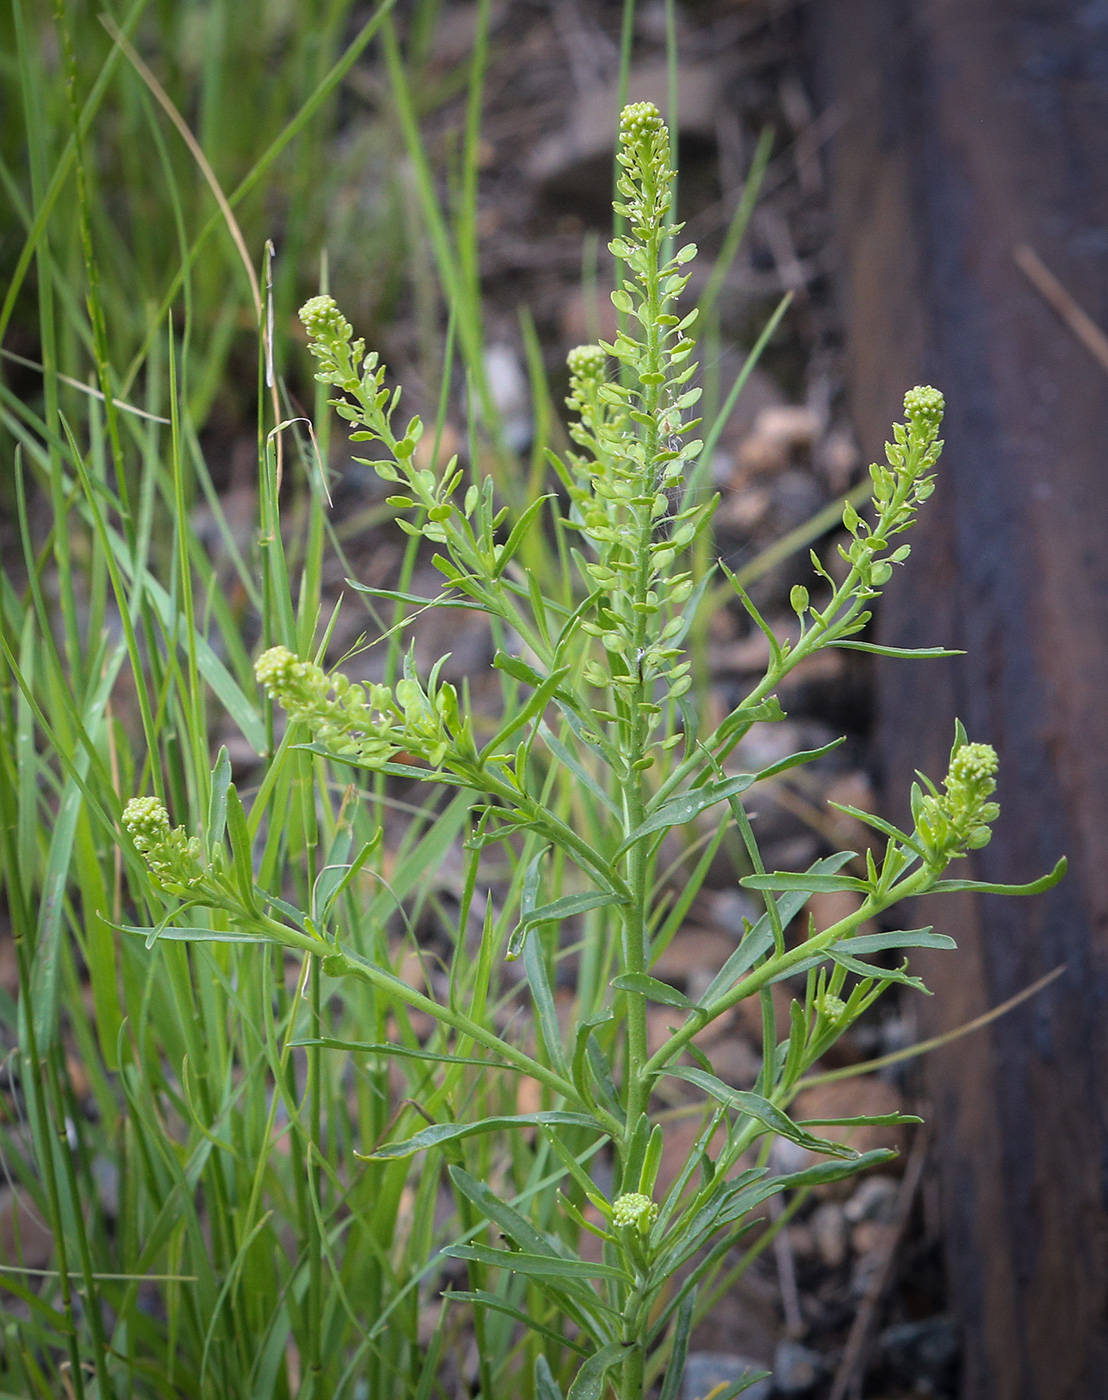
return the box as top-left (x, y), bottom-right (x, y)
top-left (682, 1353), bottom-right (772, 1400)
top-left (878, 1315), bottom-right (958, 1389)
top-left (772, 1339), bottom-right (823, 1395)
top-left (844, 1174), bottom-right (900, 1224)
top-left (809, 1200), bottom-right (848, 1268)
top-left (852, 1219), bottom-right (897, 1258)
top-left (483, 342), bottom-right (531, 452)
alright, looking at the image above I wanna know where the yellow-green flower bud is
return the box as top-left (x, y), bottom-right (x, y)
top-left (819, 993), bottom-right (848, 1022)
top-left (619, 101), bottom-right (666, 146)
top-left (123, 796), bottom-right (205, 889)
top-left (903, 386), bottom-right (944, 432)
top-left (567, 344), bottom-right (607, 382)
top-left (947, 741), bottom-right (998, 790)
top-left (612, 1191), bottom-right (658, 1232)
top-left (299, 295), bottom-right (352, 345)
top-left (122, 796), bottom-right (172, 850)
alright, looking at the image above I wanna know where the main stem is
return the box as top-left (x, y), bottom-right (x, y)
top-left (621, 210), bottom-right (666, 1150)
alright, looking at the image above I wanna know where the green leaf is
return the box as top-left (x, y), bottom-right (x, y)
top-left (538, 721), bottom-right (620, 816)
top-left (702, 853), bottom-right (857, 1005)
top-left (616, 774), bottom-right (756, 858)
top-left (828, 951), bottom-right (929, 991)
top-left (826, 799), bottom-right (922, 853)
top-left (207, 746), bottom-right (232, 847)
top-left (566, 1343), bottom-right (626, 1400)
top-left (831, 641), bottom-right (962, 658)
top-left (494, 651), bottom-right (549, 687)
top-left (658, 1290), bottom-right (696, 1400)
top-left (611, 972), bottom-right (700, 1010)
top-left (741, 869), bottom-right (870, 894)
top-left (292, 1038), bottom-right (521, 1069)
top-left (489, 664), bottom-right (573, 753)
top-left (524, 924), bottom-right (571, 1080)
top-left (345, 581), bottom-right (476, 610)
top-left (494, 494), bottom-right (555, 576)
top-left (663, 1068), bottom-right (861, 1159)
top-left (448, 1297), bottom-right (587, 1359)
top-left (115, 923), bottom-right (274, 947)
top-left (797, 1112), bottom-right (923, 1128)
top-left (225, 783), bottom-right (257, 910)
top-left (755, 736), bottom-right (845, 780)
top-left (363, 1112), bottom-right (600, 1160)
top-left (139, 572), bottom-right (266, 752)
top-left (313, 831), bottom-right (381, 925)
top-left (450, 1167), bottom-right (567, 1256)
top-left (706, 1373), bottom-right (774, 1400)
top-left (511, 892), bottom-right (626, 960)
top-left (443, 1243), bottom-right (629, 1285)
top-left (928, 856), bottom-right (1066, 897)
top-left (535, 1354), bottom-right (570, 1399)
top-left (839, 928), bottom-right (955, 955)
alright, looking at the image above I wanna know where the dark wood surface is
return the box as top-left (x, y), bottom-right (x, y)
top-left (809, 4), bottom-right (1108, 1397)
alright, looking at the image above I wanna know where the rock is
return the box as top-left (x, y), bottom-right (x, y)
top-left (814, 425), bottom-right (860, 493)
top-left (877, 1315), bottom-right (958, 1390)
top-left (558, 283), bottom-right (618, 347)
top-left (844, 1173), bottom-right (900, 1225)
top-left (734, 406), bottom-right (822, 479)
top-left (716, 482), bottom-right (773, 533)
top-left (772, 1339), bottom-right (823, 1395)
top-left (851, 1219), bottom-right (897, 1259)
top-left (482, 342), bottom-right (531, 452)
top-left (682, 1352), bottom-right (772, 1400)
top-left (651, 926), bottom-right (743, 986)
top-left (707, 888), bottom-right (761, 938)
top-left (809, 1200), bottom-right (849, 1268)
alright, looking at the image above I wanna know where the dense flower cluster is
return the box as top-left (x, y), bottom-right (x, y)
top-left (255, 645), bottom-right (398, 763)
top-left (903, 385), bottom-right (945, 434)
top-left (917, 738), bottom-right (1001, 863)
top-left (298, 294), bottom-right (353, 345)
top-left (255, 645), bottom-right (470, 771)
top-left (612, 1191), bottom-right (658, 1232)
top-left (122, 796), bottom-right (206, 891)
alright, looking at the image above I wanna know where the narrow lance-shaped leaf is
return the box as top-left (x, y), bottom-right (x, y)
top-left (443, 1242), bottom-right (629, 1286)
top-left (566, 1343), bottom-right (627, 1400)
top-left (361, 1112), bottom-right (601, 1161)
top-left (611, 972), bottom-right (701, 1010)
top-left (664, 1067), bottom-right (862, 1159)
top-left (616, 774), bottom-right (756, 858)
top-left (928, 857), bottom-right (1067, 897)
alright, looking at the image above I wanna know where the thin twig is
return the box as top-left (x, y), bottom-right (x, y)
top-left (798, 964), bottom-right (1066, 1089)
top-left (1014, 243), bottom-right (1108, 375)
top-left (828, 1125), bottom-right (931, 1400)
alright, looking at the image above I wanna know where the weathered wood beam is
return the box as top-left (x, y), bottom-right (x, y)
top-left (810, 4), bottom-right (1108, 1397)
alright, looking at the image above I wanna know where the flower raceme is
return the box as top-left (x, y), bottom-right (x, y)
top-left (254, 645), bottom-right (471, 771)
top-left (915, 735), bottom-right (1001, 864)
top-left (122, 796), bottom-right (207, 893)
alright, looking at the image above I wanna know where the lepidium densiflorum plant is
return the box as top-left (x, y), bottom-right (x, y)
top-left (124, 103), bottom-right (1064, 1400)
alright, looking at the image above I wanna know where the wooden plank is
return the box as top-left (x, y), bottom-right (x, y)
top-left (810, 4), bottom-right (1108, 1397)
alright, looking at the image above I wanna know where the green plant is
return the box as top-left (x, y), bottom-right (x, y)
top-left (120, 102), bottom-right (1064, 1400)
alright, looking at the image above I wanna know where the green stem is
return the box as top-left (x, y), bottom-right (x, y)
top-left (620, 1341), bottom-right (646, 1400)
top-left (307, 958), bottom-right (323, 1393)
top-left (621, 209), bottom-right (666, 1145)
top-left (644, 863), bottom-right (936, 1080)
top-left (330, 946), bottom-right (620, 1133)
